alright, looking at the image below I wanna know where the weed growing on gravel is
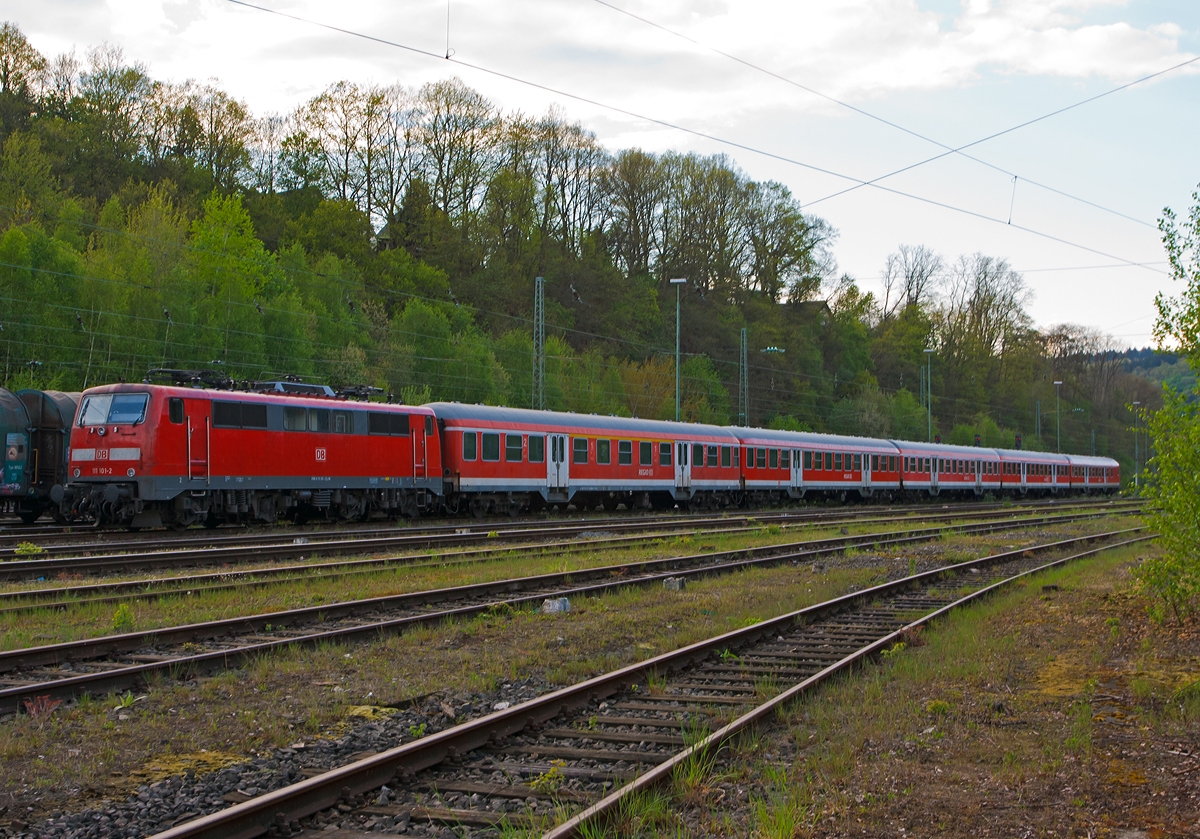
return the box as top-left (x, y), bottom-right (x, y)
top-left (111, 603), bottom-right (134, 632)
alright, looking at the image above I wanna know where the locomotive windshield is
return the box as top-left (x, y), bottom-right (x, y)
top-left (79, 393), bottom-right (149, 426)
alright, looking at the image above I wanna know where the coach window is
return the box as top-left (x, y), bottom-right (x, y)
top-left (803, 450), bottom-right (812, 470)
top-left (308, 409), bottom-right (330, 433)
top-left (768, 449), bottom-right (778, 469)
top-left (693, 443), bottom-right (704, 466)
top-left (744, 448), bottom-right (753, 469)
top-left (482, 432), bottom-right (501, 462)
top-left (854, 454), bottom-right (862, 470)
top-left (572, 437), bottom-right (588, 464)
top-left (753, 447), bottom-right (764, 469)
top-left (619, 440), bottom-right (633, 465)
top-left (462, 431), bottom-right (477, 461)
top-left (333, 410), bottom-right (354, 434)
top-left (870, 454), bottom-right (878, 471)
top-left (505, 434), bottom-right (523, 462)
top-left (834, 452), bottom-right (842, 471)
top-left (597, 439), bottom-right (611, 465)
top-left (705, 445), bottom-right (716, 467)
top-left (641, 441), bottom-right (653, 466)
top-left (781, 450), bottom-right (790, 468)
top-left (659, 442), bottom-right (672, 466)
top-left (733, 448), bottom-right (740, 467)
top-left (284, 406), bottom-right (306, 431)
top-left (528, 435), bottom-right (545, 463)
top-left (721, 446), bottom-right (731, 468)
top-left (168, 398), bottom-right (184, 424)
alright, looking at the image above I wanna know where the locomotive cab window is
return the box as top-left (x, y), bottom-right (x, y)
top-left (462, 431), bottom-right (477, 461)
top-left (308, 409), bottom-right (330, 433)
top-left (640, 441), bottom-right (653, 466)
top-left (528, 435), bottom-right (545, 463)
top-left (597, 439), bottom-right (611, 465)
top-left (285, 406), bottom-right (307, 431)
top-left (572, 437), bottom-right (588, 464)
top-left (505, 434), bottom-right (522, 462)
top-left (79, 393), bottom-right (149, 426)
top-left (481, 432), bottom-right (501, 462)
top-left (619, 440), bottom-right (633, 465)
top-left (659, 442), bottom-right (672, 466)
top-left (168, 398), bottom-right (184, 424)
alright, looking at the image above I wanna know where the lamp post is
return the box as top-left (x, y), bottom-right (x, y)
top-left (923, 348), bottom-right (935, 442)
top-left (669, 278), bottom-right (687, 422)
top-left (1053, 381), bottom-right (1063, 452)
top-left (1132, 401), bottom-right (1141, 490)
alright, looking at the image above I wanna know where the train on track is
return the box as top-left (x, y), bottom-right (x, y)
top-left (2, 372), bottom-right (1120, 528)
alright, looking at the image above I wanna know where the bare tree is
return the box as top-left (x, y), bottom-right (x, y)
top-left (879, 244), bottom-right (943, 320)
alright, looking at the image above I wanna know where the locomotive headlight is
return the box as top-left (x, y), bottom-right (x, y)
top-left (127, 468), bottom-right (136, 477)
top-left (73, 468), bottom-right (81, 477)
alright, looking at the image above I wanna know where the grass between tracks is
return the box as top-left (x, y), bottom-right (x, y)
top-left (0, 515), bottom-right (1143, 826)
top-left (608, 540), bottom-right (1200, 838)
top-left (0, 510), bottom-right (1114, 649)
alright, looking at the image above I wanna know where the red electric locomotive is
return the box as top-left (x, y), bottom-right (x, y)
top-left (63, 380), bottom-right (441, 527)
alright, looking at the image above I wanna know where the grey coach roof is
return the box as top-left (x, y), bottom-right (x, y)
top-left (426, 403), bottom-right (740, 440)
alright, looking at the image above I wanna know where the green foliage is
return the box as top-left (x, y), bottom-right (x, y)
top-left (112, 603), bottom-right (134, 632)
top-left (13, 541), bottom-right (43, 556)
top-left (1137, 388), bottom-right (1200, 619)
top-left (1138, 185), bottom-right (1200, 621)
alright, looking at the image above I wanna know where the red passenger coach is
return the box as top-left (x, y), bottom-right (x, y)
top-left (892, 440), bottom-right (1003, 497)
top-left (429, 403), bottom-right (742, 515)
top-left (733, 429), bottom-right (902, 500)
top-left (1065, 455), bottom-right (1120, 493)
top-left (994, 449), bottom-right (1072, 495)
top-left (65, 383), bottom-right (441, 527)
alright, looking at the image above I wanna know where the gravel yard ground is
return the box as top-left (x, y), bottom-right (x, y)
top-left (0, 513), bottom-right (1176, 838)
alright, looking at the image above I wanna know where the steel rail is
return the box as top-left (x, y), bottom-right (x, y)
top-left (0, 501), bottom-right (1137, 610)
top-left (145, 527), bottom-right (1150, 839)
top-left (0, 510), bottom-right (1130, 714)
top-left (0, 496), bottom-right (1134, 563)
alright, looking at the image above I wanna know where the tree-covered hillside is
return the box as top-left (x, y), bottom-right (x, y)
top-left (0, 22), bottom-right (1162, 468)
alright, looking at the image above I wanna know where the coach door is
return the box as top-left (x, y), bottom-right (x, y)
top-left (791, 448), bottom-right (803, 492)
top-left (860, 452), bottom-right (870, 490)
top-left (547, 434), bottom-right (569, 491)
top-left (975, 459), bottom-right (983, 494)
top-left (930, 457), bottom-right (939, 493)
top-left (185, 399), bottom-right (210, 483)
top-left (412, 416), bottom-right (429, 480)
top-left (675, 441), bottom-right (691, 492)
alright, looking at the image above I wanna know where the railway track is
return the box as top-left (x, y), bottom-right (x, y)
top-left (0, 498), bottom-right (1139, 583)
top-left (0, 507), bottom-right (1133, 715)
top-left (138, 527), bottom-right (1150, 839)
top-left (0, 501), bottom-right (1138, 614)
top-left (0, 496), bottom-right (1131, 557)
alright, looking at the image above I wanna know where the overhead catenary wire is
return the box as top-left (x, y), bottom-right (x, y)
top-left (223, 0), bottom-right (1168, 276)
top-left (591, 0), bottom-right (1189, 228)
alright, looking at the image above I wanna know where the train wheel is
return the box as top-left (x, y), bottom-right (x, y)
top-left (470, 497), bottom-right (489, 519)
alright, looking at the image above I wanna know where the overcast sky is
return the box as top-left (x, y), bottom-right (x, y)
top-left (14, 0), bottom-right (1200, 348)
